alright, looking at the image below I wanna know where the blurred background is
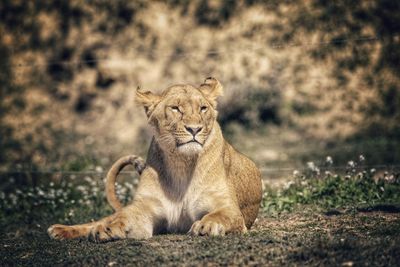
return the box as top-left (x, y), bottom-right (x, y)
top-left (1, 0), bottom-right (399, 185)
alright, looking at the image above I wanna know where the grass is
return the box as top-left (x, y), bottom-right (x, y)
top-left (263, 167), bottom-right (400, 215)
top-left (0, 159), bottom-right (399, 266)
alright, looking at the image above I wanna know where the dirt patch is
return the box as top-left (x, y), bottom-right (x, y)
top-left (1, 211), bottom-right (399, 266)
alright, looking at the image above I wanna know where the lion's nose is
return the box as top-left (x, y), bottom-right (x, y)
top-left (185, 125), bottom-right (203, 136)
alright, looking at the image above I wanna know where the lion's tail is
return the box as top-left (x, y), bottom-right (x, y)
top-left (105, 155), bottom-right (146, 211)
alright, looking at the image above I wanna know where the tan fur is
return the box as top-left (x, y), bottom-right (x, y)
top-left (48, 77), bottom-right (262, 242)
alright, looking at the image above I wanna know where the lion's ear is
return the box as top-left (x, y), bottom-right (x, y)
top-left (199, 77), bottom-right (223, 106)
top-left (135, 87), bottom-right (161, 116)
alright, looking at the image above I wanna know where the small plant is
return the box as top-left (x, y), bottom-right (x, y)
top-left (263, 156), bottom-right (400, 214)
top-left (0, 175), bottom-right (134, 225)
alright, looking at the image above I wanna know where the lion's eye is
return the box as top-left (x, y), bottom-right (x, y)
top-left (171, 106), bottom-right (180, 112)
top-left (200, 106), bottom-right (208, 113)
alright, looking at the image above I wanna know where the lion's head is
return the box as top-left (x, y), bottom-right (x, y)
top-left (136, 77), bottom-right (223, 155)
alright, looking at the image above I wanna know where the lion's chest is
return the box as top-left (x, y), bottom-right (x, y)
top-left (162, 193), bottom-right (210, 234)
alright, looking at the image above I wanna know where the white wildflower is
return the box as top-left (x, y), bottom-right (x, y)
top-left (124, 182), bottom-right (133, 190)
top-left (84, 176), bottom-right (93, 184)
top-left (77, 185), bottom-right (87, 193)
top-left (347, 161), bottom-right (355, 168)
top-left (68, 209), bottom-right (75, 217)
top-left (284, 180), bottom-right (295, 190)
top-left (307, 161), bottom-right (316, 170)
top-left (307, 161), bottom-right (320, 175)
top-left (92, 186), bottom-right (99, 194)
top-left (48, 188), bottom-right (55, 198)
top-left (9, 193), bottom-right (17, 206)
top-left (359, 155), bottom-right (365, 162)
top-left (55, 189), bottom-right (63, 197)
top-left (37, 188), bottom-right (45, 196)
top-left (384, 174), bottom-right (395, 183)
top-left (326, 156), bottom-right (333, 165)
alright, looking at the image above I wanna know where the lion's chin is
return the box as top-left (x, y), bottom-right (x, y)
top-left (176, 142), bottom-right (203, 155)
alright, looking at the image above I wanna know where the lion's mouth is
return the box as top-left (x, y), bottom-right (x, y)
top-left (177, 139), bottom-right (202, 147)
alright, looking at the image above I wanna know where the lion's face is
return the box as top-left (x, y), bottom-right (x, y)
top-left (152, 85), bottom-right (217, 155)
top-left (136, 78), bottom-right (223, 156)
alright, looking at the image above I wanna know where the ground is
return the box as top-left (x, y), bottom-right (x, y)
top-left (1, 209), bottom-right (399, 266)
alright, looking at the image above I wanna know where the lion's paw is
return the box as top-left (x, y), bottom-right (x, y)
top-left (89, 220), bottom-right (128, 243)
top-left (48, 224), bottom-right (80, 240)
top-left (189, 219), bottom-right (226, 236)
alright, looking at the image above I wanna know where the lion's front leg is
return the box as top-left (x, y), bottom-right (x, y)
top-left (47, 222), bottom-right (94, 240)
top-left (48, 214), bottom-right (133, 242)
top-left (87, 212), bottom-right (135, 242)
top-left (47, 212), bottom-right (135, 242)
top-left (88, 200), bottom-right (157, 242)
top-left (189, 208), bottom-right (247, 236)
top-left (48, 197), bottom-right (161, 242)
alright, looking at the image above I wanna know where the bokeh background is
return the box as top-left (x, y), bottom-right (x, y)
top-left (1, 0), bottom-right (399, 184)
top-left (1, 2), bottom-right (400, 265)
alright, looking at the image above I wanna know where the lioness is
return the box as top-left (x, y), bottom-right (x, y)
top-left (48, 78), bottom-right (262, 241)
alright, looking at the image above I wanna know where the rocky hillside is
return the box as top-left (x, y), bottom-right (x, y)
top-left (1, 0), bottom-right (399, 170)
